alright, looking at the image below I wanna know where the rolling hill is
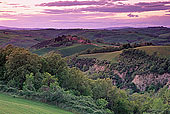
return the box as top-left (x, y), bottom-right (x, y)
top-left (79, 51), bottom-right (122, 63)
top-left (0, 93), bottom-right (73, 114)
top-left (1, 26), bottom-right (170, 48)
top-left (136, 46), bottom-right (170, 58)
top-left (79, 46), bottom-right (170, 62)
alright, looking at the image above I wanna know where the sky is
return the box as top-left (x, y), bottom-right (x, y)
top-left (0, 0), bottom-right (170, 28)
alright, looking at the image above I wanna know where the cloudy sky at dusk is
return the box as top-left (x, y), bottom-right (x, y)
top-left (0, 0), bottom-right (170, 28)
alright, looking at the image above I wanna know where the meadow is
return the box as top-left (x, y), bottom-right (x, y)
top-left (79, 46), bottom-right (170, 62)
top-left (0, 93), bottom-right (73, 114)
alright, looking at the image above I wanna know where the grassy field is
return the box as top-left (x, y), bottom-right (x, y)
top-left (32, 44), bottom-right (99, 56)
top-left (32, 47), bottom-right (59, 55)
top-left (79, 46), bottom-right (170, 62)
top-left (79, 51), bottom-right (122, 63)
top-left (0, 93), bottom-right (74, 114)
top-left (59, 44), bottom-right (99, 56)
top-left (137, 46), bottom-right (170, 58)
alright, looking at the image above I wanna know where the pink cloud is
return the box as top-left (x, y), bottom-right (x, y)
top-left (0, 11), bottom-right (15, 13)
top-left (7, 3), bottom-right (20, 5)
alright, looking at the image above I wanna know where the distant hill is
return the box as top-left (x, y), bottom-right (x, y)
top-left (31, 35), bottom-right (100, 56)
top-left (0, 26), bottom-right (41, 30)
top-left (0, 26), bottom-right (170, 51)
top-left (0, 26), bottom-right (19, 30)
top-left (98, 26), bottom-right (133, 30)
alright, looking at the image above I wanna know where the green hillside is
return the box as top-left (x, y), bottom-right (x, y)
top-left (80, 51), bottom-right (122, 63)
top-left (137, 46), bottom-right (170, 58)
top-left (32, 47), bottom-right (59, 55)
top-left (80, 46), bottom-right (170, 62)
top-left (0, 93), bottom-right (73, 114)
top-left (59, 44), bottom-right (99, 56)
top-left (32, 44), bottom-right (99, 56)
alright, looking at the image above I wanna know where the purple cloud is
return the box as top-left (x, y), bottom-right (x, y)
top-left (6, 3), bottom-right (29, 8)
top-left (43, 9), bottom-right (78, 14)
top-left (80, 1), bottom-right (170, 13)
top-left (37, 0), bottom-right (106, 7)
top-left (37, 0), bottom-right (126, 7)
top-left (41, 1), bottom-right (170, 14)
top-left (127, 13), bottom-right (138, 17)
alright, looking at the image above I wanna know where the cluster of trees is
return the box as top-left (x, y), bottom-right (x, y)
top-left (70, 48), bottom-right (170, 93)
top-left (68, 57), bottom-right (110, 72)
top-left (114, 49), bottom-right (170, 75)
top-left (31, 35), bottom-right (91, 49)
top-left (108, 49), bottom-right (170, 92)
top-left (81, 42), bottom-right (153, 55)
top-left (0, 45), bottom-right (169, 114)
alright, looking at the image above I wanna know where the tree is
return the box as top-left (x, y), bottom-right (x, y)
top-left (42, 52), bottom-right (68, 76)
top-left (92, 78), bottom-right (113, 100)
top-left (4, 47), bottom-right (42, 89)
top-left (23, 73), bottom-right (35, 91)
top-left (42, 72), bottom-right (58, 87)
top-left (61, 67), bottom-right (92, 96)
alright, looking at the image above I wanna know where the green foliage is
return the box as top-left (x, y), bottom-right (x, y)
top-left (42, 72), bottom-right (58, 87)
top-left (23, 73), bottom-right (35, 91)
top-left (130, 93), bottom-right (152, 113)
top-left (43, 52), bottom-right (68, 76)
top-left (61, 67), bottom-right (92, 96)
top-left (96, 98), bottom-right (108, 109)
top-left (150, 98), bottom-right (168, 113)
top-left (3, 45), bottom-right (42, 89)
top-left (92, 78), bottom-right (113, 99)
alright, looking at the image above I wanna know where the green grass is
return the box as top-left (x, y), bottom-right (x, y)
top-left (32, 44), bottom-right (99, 56)
top-left (136, 46), bottom-right (170, 58)
top-left (0, 93), bottom-right (74, 114)
top-left (79, 46), bottom-right (170, 62)
top-left (59, 44), bottom-right (100, 56)
top-left (32, 47), bottom-right (59, 55)
top-left (159, 33), bottom-right (170, 38)
top-left (80, 51), bottom-right (122, 63)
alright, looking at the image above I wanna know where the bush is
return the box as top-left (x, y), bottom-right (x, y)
top-left (0, 84), bottom-right (8, 92)
top-left (6, 87), bottom-right (18, 93)
top-left (96, 98), bottom-right (108, 109)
